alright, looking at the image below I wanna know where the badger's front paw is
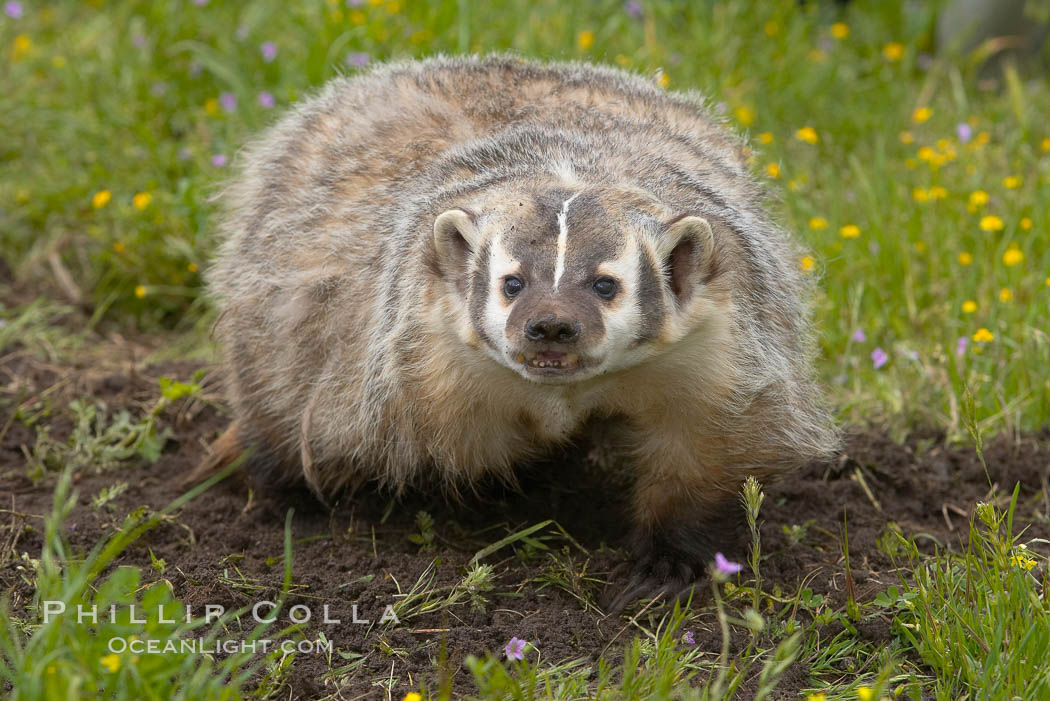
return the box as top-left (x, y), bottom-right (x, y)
top-left (604, 518), bottom-right (743, 615)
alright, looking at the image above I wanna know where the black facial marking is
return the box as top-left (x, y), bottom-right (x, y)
top-left (467, 239), bottom-right (497, 350)
top-left (633, 243), bottom-right (665, 344)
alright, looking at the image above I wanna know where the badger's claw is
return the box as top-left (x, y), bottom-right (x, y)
top-left (604, 516), bottom-right (742, 615)
top-left (604, 555), bottom-right (702, 615)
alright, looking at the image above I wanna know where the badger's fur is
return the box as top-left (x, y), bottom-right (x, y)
top-left (204, 55), bottom-right (838, 605)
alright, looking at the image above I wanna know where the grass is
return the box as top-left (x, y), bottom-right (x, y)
top-left (2, 0), bottom-right (1050, 698)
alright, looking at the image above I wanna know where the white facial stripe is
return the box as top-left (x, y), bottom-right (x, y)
top-left (484, 237), bottom-right (517, 358)
top-left (552, 192), bottom-right (581, 291)
top-left (593, 239), bottom-right (647, 373)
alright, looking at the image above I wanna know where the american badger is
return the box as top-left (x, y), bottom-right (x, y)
top-left (202, 55), bottom-right (838, 606)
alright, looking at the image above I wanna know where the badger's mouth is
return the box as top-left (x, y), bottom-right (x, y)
top-left (516, 350), bottom-right (582, 374)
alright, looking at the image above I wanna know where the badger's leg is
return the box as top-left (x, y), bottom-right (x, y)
top-left (605, 435), bottom-right (746, 614)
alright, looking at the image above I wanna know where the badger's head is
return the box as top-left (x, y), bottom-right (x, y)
top-left (430, 184), bottom-right (725, 384)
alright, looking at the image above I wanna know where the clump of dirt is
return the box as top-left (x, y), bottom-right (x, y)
top-left (2, 355), bottom-right (1048, 699)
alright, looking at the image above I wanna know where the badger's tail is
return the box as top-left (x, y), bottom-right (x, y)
top-left (182, 421), bottom-right (247, 487)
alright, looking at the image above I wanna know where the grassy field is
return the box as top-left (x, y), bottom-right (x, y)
top-left (2, 0), bottom-right (1050, 699)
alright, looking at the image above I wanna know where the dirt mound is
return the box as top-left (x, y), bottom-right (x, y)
top-left (2, 359), bottom-right (1048, 698)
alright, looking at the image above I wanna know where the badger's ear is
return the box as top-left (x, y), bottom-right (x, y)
top-left (432, 209), bottom-right (481, 277)
top-left (658, 215), bottom-right (715, 305)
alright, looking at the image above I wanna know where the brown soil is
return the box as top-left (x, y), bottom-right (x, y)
top-left (2, 349), bottom-right (1049, 699)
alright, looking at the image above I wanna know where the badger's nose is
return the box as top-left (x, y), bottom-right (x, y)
top-left (525, 315), bottom-right (581, 343)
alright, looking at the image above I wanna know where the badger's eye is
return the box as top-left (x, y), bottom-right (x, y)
top-left (503, 276), bottom-right (524, 299)
top-left (592, 276), bottom-right (618, 300)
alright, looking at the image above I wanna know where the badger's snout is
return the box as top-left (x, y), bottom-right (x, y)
top-left (524, 315), bottom-right (581, 343)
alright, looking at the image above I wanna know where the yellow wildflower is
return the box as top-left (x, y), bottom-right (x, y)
top-left (831, 22), bottom-right (849, 39)
top-left (349, 10), bottom-right (365, 23)
top-left (113, 241), bottom-right (126, 254)
top-left (764, 21), bottom-right (779, 37)
top-left (809, 217), bottom-right (828, 230)
top-left (917, 146), bottom-right (935, 162)
top-left (975, 131), bottom-right (990, 145)
top-left (1009, 555), bottom-right (1037, 571)
top-left (800, 256), bottom-right (816, 272)
top-left (840, 224), bottom-right (861, 239)
top-left (795, 126), bottom-right (819, 144)
top-left (15, 189), bottom-right (30, 204)
top-left (402, 694), bottom-right (422, 701)
top-left (969, 190), bottom-right (989, 207)
top-left (188, 262), bottom-right (199, 273)
top-left (577, 30), bottom-right (595, 51)
top-left (882, 42), bottom-right (904, 61)
top-left (133, 192), bottom-right (152, 210)
top-left (914, 241), bottom-right (927, 253)
top-left (912, 106), bottom-right (932, 124)
top-left (962, 300), bottom-right (977, 313)
top-left (615, 54), bottom-right (632, 67)
top-left (1003, 248), bottom-right (1023, 266)
top-left (1003, 175), bottom-right (1022, 189)
top-left (735, 106), bottom-right (755, 126)
top-left (765, 162), bottom-right (780, 178)
top-left (808, 49), bottom-right (826, 63)
top-left (999, 288), bottom-right (1013, 302)
top-left (899, 131), bottom-right (914, 145)
top-left (929, 186), bottom-right (947, 199)
top-left (905, 158), bottom-right (917, 169)
top-left (658, 73), bottom-right (670, 88)
top-left (135, 285), bottom-right (147, 299)
top-left (787, 179), bottom-right (801, 191)
top-left (979, 215), bottom-right (1004, 232)
top-left (857, 687), bottom-right (873, 701)
top-left (100, 654), bottom-right (121, 673)
top-left (759, 132), bottom-right (774, 144)
top-left (1042, 137), bottom-right (1050, 152)
top-left (912, 188), bottom-right (928, 203)
top-left (92, 190), bottom-right (112, 209)
top-left (385, 0), bottom-right (400, 12)
top-left (12, 34), bottom-right (32, 60)
top-left (807, 695), bottom-right (827, 701)
top-left (204, 98), bottom-right (219, 116)
top-left (973, 328), bottom-right (994, 343)
top-left (1020, 217), bottom-right (1031, 230)
top-left (957, 251), bottom-right (973, 266)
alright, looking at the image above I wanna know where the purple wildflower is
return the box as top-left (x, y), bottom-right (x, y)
top-left (345, 51), bottom-right (370, 68)
top-left (261, 41), bottom-right (277, 63)
top-left (504, 637), bottom-right (526, 661)
top-left (955, 336), bottom-right (969, 357)
top-left (624, 0), bottom-right (643, 19)
top-left (714, 552), bottom-right (742, 575)
top-left (258, 91), bottom-right (275, 108)
top-left (346, 0), bottom-right (365, 6)
top-left (871, 347), bottom-right (888, 369)
top-left (902, 348), bottom-right (919, 362)
top-left (683, 631), bottom-right (695, 644)
top-left (193, 0), bottom-right (209, 6)
top-left (219, 92), bottom-right (237, 112)
top-left (211, 153), bottom-right (227, 167)
top-left (851, 329), bottom-right (867, 343)
top-left (956, 123), bottom-right (973, 144)
top-left (4, 2), bottom-right (23, 19)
